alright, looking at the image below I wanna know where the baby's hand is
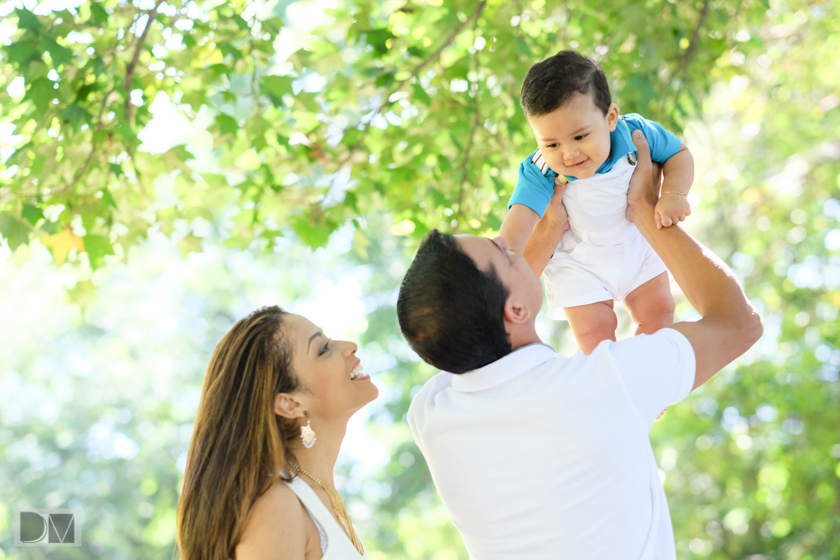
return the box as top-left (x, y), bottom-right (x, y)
top-left (654, 193), bottom-right (691, 229)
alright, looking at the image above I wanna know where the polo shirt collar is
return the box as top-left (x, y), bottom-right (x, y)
top-left (600, 116), bottom-right (636, 169)
top-left (451, 343), bottom-right (558, 392)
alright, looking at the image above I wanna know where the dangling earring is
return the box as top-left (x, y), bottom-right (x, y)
top-left (300, 413), bottom-right (317, 449)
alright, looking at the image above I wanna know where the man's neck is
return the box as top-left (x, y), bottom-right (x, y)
top-left (508, 324), bottom-right (542, 350)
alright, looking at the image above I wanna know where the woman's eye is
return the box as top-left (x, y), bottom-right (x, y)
top-left (319, 340), bottom-right (331, 356)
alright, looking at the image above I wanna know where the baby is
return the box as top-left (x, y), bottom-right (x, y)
top-left (500, 50), bottom-right (694, 354)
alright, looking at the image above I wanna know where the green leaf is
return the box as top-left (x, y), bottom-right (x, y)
top-left (101, 188), bottom-right (117, 208)
top-left (343, 190), bottom-right (359, 213)
top-left (90, 3), bottom-right (108, 24)
top-left (74, 82), bottom-right (99, 103)
top-left (516, 37), bottom-right (531, 57)
top-left (215, 113), bottom-right (239, 136)
top-left (232, 14), bottom-right (249, 31)
top-left (21, 204), bottom-right (44, 225)
top-left (628, 73), bottom-right (655, 107)
top-left (3, 41), bottom-right (40, 66)
top-left (375, 71), bottom-right (396, 88)
top-left (486, 212), bottom-right (502, 231)
top-left (61, 104), bottom-right (92, 133)
top-left (217, 41), bottom-right (242, 61)
top-left (109, 164), bottom-right (124, 179)
top-left (176, 233), bottom-right (203, 256)
top-left (208, 63), bottom-right (229, 77)
top-left (26, 78), bottom-right (56, 113)
top-left (261, 75), bottom-right (293, 106)
top-left (84, 234), bottom-right (114, 269)
top-left (412, 82), bottom-right (432, 106)
top-left (15, 8), bottom-right (42, 34)
top-left (4, 142), bottom-right (31, 167)
top-left (0, 212), bottom-right (32, 250)
top-left (38, 34), bottom-right (73, 67)
top-left (291, 215), bottom-right (333, 248)
top-left (364, 28), bottom-right (394, 55)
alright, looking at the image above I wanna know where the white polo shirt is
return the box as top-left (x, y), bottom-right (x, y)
top-left (408, 328), bottom-right (695, 560)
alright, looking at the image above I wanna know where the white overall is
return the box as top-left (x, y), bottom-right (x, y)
top-left (284, 476), bottom-right (369, 559)
top-left (543, 155), bottom-right (667, 320)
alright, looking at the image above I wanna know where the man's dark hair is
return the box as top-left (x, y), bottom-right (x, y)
top-left (520, 50), bottom-right (612, 117)
top-left (397, 230), bottom-right (513, 374)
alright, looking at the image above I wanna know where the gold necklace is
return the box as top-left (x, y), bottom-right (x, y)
top-left (287, 462), bottom-right (365, 555)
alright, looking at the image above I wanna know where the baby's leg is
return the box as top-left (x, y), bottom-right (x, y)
top-left (564, 300), bottom-right (618, 355)
top-left (623, 272), bottom-right (675, 335)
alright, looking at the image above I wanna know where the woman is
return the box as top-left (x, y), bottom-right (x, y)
top-left (176, 306), bottom-right (379, 559)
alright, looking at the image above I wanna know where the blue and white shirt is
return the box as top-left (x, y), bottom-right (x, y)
top-left (509, 114), bottom-right (681, 218)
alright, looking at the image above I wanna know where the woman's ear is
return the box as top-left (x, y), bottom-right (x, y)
top-left (606, 103), bottom-right (620, 131)
top-left (274, 393), bottom-right (304, 419)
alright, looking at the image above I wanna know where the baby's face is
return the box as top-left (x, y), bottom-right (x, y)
top-left (527, 93), bottom-right (619, 179)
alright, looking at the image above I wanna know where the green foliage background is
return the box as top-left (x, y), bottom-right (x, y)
top-left (1, 0), bottom-right (839, 558)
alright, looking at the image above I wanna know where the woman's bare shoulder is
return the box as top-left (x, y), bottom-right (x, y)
top-left (236, 480), bottom-right (309, 559)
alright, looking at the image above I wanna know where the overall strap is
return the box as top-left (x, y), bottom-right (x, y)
top-left (620, 116), bottom-right (637, 165)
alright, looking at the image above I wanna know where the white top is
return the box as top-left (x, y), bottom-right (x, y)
top-left (284, 476), bottom-right (369, 559)
top-left (561, 154), bottom-right (638, 247)
top-left (408, 329), bottom-right (696, 560)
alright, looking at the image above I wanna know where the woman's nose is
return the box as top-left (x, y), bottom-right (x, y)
top-left (343, 340), bottom-right (358, 355)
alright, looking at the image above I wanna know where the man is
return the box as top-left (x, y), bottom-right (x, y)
top-left (397, 132), bottom-right (762, 559)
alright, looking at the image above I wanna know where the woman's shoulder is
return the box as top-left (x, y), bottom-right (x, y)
top-left (253, 478), bottom-right (305, 518)
top-left (236, 479), bottom-right (312, 558)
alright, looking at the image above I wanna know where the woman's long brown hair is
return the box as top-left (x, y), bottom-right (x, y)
top-left (176, 306), bottom-right (300, 560)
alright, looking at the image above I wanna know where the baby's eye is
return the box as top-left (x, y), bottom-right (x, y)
top-left (546, 143), bottom-right (559, 148)
top-left (574, 134), bottom-right (588, 141)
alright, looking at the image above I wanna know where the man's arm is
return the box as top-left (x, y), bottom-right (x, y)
top-left (500, 180), bottom-right (569, 277)
top-left (626, 130), bottom-right (763, 390)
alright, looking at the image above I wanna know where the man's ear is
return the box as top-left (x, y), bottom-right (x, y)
top-left (274, 393), bottom-right (305, 419)
top-left (606, 103), bottom-right (620, 131)
top-left (503, 298), bottom-right (531, 325)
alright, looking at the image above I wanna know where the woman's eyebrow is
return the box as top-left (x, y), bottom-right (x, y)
top-left (307, 331), bottom-right (323, 352)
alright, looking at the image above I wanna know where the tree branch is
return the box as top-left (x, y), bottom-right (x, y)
top-left (676, 0), bottom-right (711, 81)
top-left (336, 0), bottom-right (487, 168)
top-left (406, 0), bottom-right (487, 84)
top-left (59, 91), bottom-right (114, 197)
top-left (124, 0), bottom-right (164, 123)
top-left (454, 41), bottom-right (483, 227)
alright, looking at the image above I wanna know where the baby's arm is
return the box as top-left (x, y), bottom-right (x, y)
top-left (500, 204), bottom-right (539, 255)
top-left (500, 180), bottom-right (569, 277)
top-left (656, 143), bottom-right (694, 229)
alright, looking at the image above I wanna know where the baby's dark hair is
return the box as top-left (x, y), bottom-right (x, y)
top-left (520, 50), bottom-right (612, 117)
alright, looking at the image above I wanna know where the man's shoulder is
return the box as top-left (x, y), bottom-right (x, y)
top-left (407, 372), bottom-right (453, 418)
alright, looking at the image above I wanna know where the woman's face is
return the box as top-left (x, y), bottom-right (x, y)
top-left (284, 314), bottom-right (378, 423)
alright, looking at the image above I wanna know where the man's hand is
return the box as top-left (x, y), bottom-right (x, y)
top-left (626, 131), bottom-right (662, 226)
top-left (543, 178), bottom-right (570, 233)
top-left (654, 194), bottom-right (691, 229)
